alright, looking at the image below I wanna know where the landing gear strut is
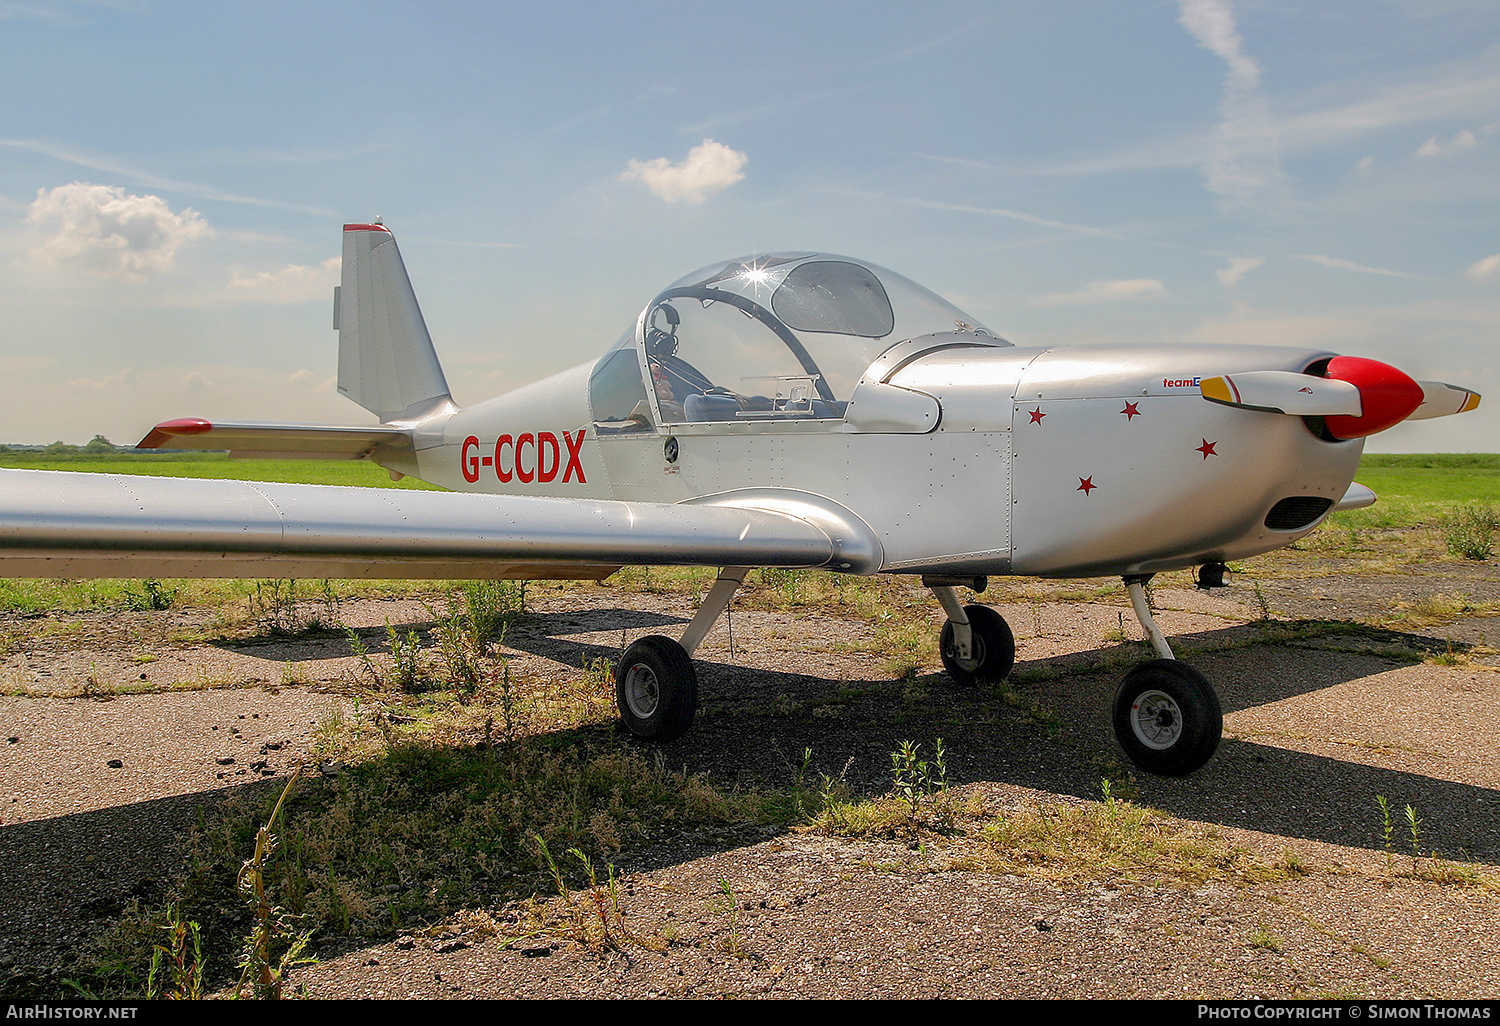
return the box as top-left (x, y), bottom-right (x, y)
top-left (1111, 575), bottom-right (1223, 775)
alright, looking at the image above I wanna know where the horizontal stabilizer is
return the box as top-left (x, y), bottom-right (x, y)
top-left (1200, 371), bottom-right (1362, 417)
top-left (1407, 381), bottom-right (1482, 421)
top-left (138, 418), bottom-right (413, 460)
top-left (0, 469), bottom-right (873, 580)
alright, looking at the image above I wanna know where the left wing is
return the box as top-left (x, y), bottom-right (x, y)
top-left (0, 469), bottom-right (879, 580)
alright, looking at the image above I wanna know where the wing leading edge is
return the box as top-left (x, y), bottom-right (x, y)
top-left (0, 469), bottom-right (877, 580)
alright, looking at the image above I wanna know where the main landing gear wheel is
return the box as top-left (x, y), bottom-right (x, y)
top-left (940, 605), bottom-right (1016, 685)
top-left (615, 635), bottom-right (698, 741)
top-left (1112, 659), bottom-right (1223, 776)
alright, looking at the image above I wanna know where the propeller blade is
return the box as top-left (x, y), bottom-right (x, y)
top-left (1202, 357), bottom-right (1439, 440)
top-left (1406, 381), bottom-right (1482, 421)
top-left (1200, 371), bottom-right (1362, 417)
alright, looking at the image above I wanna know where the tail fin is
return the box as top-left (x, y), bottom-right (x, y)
top-left (334, 223), bottom-right (454, 422)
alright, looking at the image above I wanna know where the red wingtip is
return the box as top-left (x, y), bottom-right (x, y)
top-left (138, 417), bottom-right (212, 449)
top-left (1321, 356), bottom-right (1424, 439)
top-left (343, 223), bottom-right (392, 233)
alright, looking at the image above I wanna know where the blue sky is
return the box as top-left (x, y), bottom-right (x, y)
top-left (1, 0), bottom-right (1496, 451)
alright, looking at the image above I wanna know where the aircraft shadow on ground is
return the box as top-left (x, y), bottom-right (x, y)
top-left (6, 612), bottom-right (1494, 987)
top-left (499, 610), bottom-right (1500, 865)
top-left (0, 779), bottom-right (288, 989)
top-left (209, 606), bottom-right (1497, 869)
top-left (206, 606), bottom-right (691, 664)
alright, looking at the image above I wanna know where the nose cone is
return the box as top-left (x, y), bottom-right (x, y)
top-left (1321, 356), bottom-right (1424, 440)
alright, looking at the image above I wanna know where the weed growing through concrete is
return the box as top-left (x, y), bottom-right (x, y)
top-left (949, 782), bottom-right (1285, 888)
top-left (716, 877), bottom-right (749, 957)
top-left (1443, 503), bottom-right (1497, 560)
top-left (1248, 925), bottom-right (1284, 953)
top-left (1375, 796), bottom-right (1395, 874)
top-left (235, 770), bottom-right (313, 1000)
top-left (385, 621), bottom-right (427, 693)
top-left (123, 579), bottom-right (177, 612)
top-left (891, 739), bottom-right (948, 818)
top-left (250, 580), bottom-right (303, 636)
top-left (145, 905), bottom-right (204, 1000)
top-left (343, 625), bottom-right (380, 688)
top-left (531, 836), bottom-right (644, 952)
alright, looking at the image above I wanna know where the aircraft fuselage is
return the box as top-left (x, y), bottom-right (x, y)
top-left (392, 341), bottom-right (1362, 579)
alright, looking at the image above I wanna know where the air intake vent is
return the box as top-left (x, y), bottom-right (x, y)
top-left (1265, 496), bottom-right (1334, 531)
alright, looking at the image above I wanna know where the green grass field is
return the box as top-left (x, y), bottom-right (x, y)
top-left (0, 450), bottom-right (443, 489)
top-left (1355, 453), bottom-right (1500, 504)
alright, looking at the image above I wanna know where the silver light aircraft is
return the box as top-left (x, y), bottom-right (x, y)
top-left (0, 223), bottom-right (1482, 774)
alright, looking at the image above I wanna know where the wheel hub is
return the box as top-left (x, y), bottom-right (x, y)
top-left (622, 663), bottom-right (660, 718)
top-left (1129, 688), bottom-right (1182, 750)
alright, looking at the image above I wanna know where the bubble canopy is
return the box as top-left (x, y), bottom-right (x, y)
top-left (588, 254), bottom-right (1006, 431)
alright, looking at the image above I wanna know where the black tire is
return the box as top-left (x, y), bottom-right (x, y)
top-left (1112, 659), bottom-right (1223, 776)
top-left (940, 605), bottom-right (1016, 685)
top-left (614, 635), bottom-right (698, 741)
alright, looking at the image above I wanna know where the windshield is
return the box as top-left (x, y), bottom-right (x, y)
top-left (649, 253), bottom-right (1001, 404)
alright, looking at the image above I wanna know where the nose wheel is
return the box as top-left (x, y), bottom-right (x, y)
top-left (1112, 659), bottom-right (1222, 776)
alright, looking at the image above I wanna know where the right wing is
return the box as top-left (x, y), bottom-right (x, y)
top-left (0, 469), bottom-right (879, 580)
top-left (138, 418), bottom-right (415, 461)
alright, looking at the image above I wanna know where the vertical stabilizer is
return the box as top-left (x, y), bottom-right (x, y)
top-left (337, 223), bottom-right (454, 422)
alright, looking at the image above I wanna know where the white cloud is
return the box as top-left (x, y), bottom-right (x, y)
top-left (228, 256), bottom-right (340, 304)
top-left (1175, 0), bottom-right (1288, 212)
top-left (1415, 128), bottom-right (1479, 157)
top-left (621, 139), bottom-right (747, 203)
top-left (1466, 253), bottom-right (1500, 281)
top-left (1216, 256), bottom-right (1264, 287)
top-left (286, 369), bottom-right (337, 393)
top-left (1029, 279), bottom-right (1168, 307)
top-left (66, 366), bottom-right (136, 391)
top-left (1295, 254), bottom-right (1419, 279)
top-left (26, 182), bottom-right (211, 279)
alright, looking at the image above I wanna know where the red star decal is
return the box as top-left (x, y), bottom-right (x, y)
top-left (1077, 476), bottom-right (1096, 495)
top-left (1028, 408), bottom-right (1046, 425)
top-left (1197, 438), bottom-right (1218, 459)
top-left (1120, 402), bottom-right (1141, 420)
